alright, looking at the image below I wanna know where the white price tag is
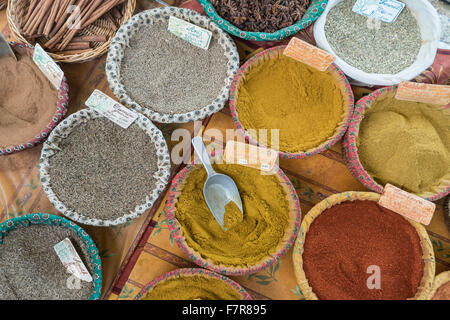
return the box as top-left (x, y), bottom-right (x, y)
top-left (54, 238), bottom-right (92, 282)
top-left (168, 16), bottom-right (212, 50)
top-left (353, 0), bottom-right (405, 23)
top-left (32, 43), bottom-right (64, 89)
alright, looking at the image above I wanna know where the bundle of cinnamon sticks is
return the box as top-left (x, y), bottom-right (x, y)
top-left (20, 0), bottom-right (127, 53)
top-left (0, 0), bottom-right (7, 10)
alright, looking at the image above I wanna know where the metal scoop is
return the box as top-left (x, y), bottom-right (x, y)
top-left (0, 33), bottom-right (16, 61)
top-left (192, 136), bottom-right (243, 230)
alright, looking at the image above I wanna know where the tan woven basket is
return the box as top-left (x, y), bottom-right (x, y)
top-left (7, 0), bottom-right (136, 63)
top-left (292, 192), bottom-right (436, 300)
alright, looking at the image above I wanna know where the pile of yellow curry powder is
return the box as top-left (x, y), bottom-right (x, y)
top-left (142, 275), bottom-right (242, 300)
top-left (357, 92), bottom-right (450, 195)
top-left (236, 53), bottom-right (345, 153)
top-left (175, 164), bottom-right (290, 267)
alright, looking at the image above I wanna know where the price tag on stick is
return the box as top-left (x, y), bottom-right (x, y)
top-left (223, 141), bottom-right (278, 172)
top-left (378, 184), bottom-right (436, 226)
top-left (85, 89), bottom-right (138, 129)
top-left (32, 43), bottom-right (64, 90)
top-left (168, 16), bottom-right (212, 50)
top-left (283, 38), bottom-right (335, 72)
top-left (395, 82), bottom-right (450, 106)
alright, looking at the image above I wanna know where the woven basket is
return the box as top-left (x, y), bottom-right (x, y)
top-left (430, 271), bottom-right (450, 300)
top-left (7, 0), bottom-right (136, 63)
top-left (0, 0), bottom-right (6, 10)
top-left (292, 192), bottom-right (436, 300)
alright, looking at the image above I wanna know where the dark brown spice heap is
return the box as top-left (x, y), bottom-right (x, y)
top-left (209, 0), bottom-right (310, 33)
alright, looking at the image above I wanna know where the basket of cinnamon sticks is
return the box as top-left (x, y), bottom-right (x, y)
top-left (0, 0), bottom-right (6, 10)
top-left (7, 0), bottom-right (136, 63)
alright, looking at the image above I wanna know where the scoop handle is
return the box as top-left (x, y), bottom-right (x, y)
top-left (192, 136), bottom-right (216, 178)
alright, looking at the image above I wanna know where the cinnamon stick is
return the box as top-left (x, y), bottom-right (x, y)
top-left (48, 0), bottom-right (77, 39)
top-left (63, 41), bottom-right (90, 50)
top-left (43, 0), bottom-right (61, 37)
top-left (37, 8), bottom-right (51, 36)
top-left (22, 0), bottom-right (44, 31)
top-left (82, 0), bottom-right (127, 28)
top-left (72, 35), bottom-right (107, 42)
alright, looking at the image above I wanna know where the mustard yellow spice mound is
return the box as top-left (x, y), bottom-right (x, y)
top-left (236, 54), bottom-right (345, 153)
top-left (357, 92), bottom-right (450, 195)
top-left (175, 164), bottom-right (290, 267)
top-left (142, 275), bottom-right (243, 300)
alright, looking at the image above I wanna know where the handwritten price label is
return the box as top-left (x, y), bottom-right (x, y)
top-left (283, 38), bottom-right (335, 72)
top-left (395, 82), bottom-right (450, 106)
top-left (54, 238), bottom-right (92, 282)
top-left (224, 141), bottom-right (278, 172)
top-left (378, 184), bottom-right (436, 225)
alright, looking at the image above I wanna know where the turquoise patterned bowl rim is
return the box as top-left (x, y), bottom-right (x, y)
top-left (198, 0), bottom-right (329, 41)
top-left (229, 45), bottom-right (355, 159)
top-left (164, 150), bottom-right (302, 276)
top-left (0, 213), bottom-right (102, 300)
top-left (0, 42), bottom-right (69, 156)
top-left (342, 86), bottom-right (450, 202)
top-left (134, 268), bottom-right (252, 300)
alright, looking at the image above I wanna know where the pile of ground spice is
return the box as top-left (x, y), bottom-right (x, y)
top-left (0, 225), bottom-right (94, 300)
top-left (236, 53), bottom-right (344, 153)
top-left (48, 118), bottom-right (159, 221)
top-left (224, 201), bottom-right (243, 230)
top-left (357, 92), bottom-right (449, 195)
top-left (0, 54), bottom-right (59, 148)
top-left (142, 275), bottom-right (242, 300)
top-left (432, 281), bottom-right (450, 300)
top-left (175, 164), bottom-right (290, 267)
top-left (120, 20), bottom-right (229, 115)
top-left (209, 0), bottom-right (311, 33)
top-left (325, 0), bottom-right (422, 74)
top-left (303, 200), bottom-right (424, 300)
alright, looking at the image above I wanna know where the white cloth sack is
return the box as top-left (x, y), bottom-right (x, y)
top-left (314, 0), bottom-right (441, 86)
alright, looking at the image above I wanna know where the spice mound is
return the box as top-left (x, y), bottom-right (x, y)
top-left (0, 54), bottom-right (59, 148)
top-left (325, 0), bottom-right (421, 74)
top-left (120, 20), bottom-right (229, 116)
top-left (47, 118), bottom-right (159, 221)
top-left (432, 281), bottom-right (450, 300)
top-left (209, 0), bottom-right (311, 33)
top-left (236, 53), bottom-right (345, 153)
top-left (357, 92), bottom-right (449, 195)
top-left (175, 164), bottom-right (290, 267)
top-left (303, 200), bottom-right (424, 300)
top-left (224, 201), bottom-right (243, 230)
top-left (142, 275), bottom-right (243, 300)
top-left (0, 225), bottom-right (94, 300)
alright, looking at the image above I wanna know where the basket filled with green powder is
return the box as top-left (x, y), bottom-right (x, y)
top-left (106, 7), bottom-right (240, 124)
top-left (0, 213), bottom-right (102, 300)
top-left (198, 0), bottom-right (328, 41)
top-left (229, 45), bottom-right (354, 159)
top-left (40, 109), bottom-right (171, 227)
top-left (135, 268), bottom-right (252, 300)
top-left (165, 150), bottom-right (301, 276)
top-left (343, 86), bottom-right (450, 201)
top-left (314, 0), bottom-right (441, 86)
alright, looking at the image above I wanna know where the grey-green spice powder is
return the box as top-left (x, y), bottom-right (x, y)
top-left (120, 20), bottom-right (229, 115)
top-left (325, 0), bottom-right (422, 74)
top-left (48, 118), bottom-right (159, 221)
top-left (0, 225), bottom-right (94, 300)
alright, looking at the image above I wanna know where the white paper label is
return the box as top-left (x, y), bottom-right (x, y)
top-left (54, 238), bottom-right (92, 282)
top-left (168, 16), bottom-right (212, 50)
top-left (85, 89), bottom-right (138, 129)
top-left (352, 0), bottom-right (405, 23)
top-left (32, 43), bottom-right (64, 89)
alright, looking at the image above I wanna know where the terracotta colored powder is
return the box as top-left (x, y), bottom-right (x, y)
top-left (432, 281), bottom-right (450, 300)
top-left (303, 200), bottom-right (424, 300)
top-left (0, 54), bottom-right (59, 148)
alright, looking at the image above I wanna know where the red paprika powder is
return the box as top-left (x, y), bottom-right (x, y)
top-left (302, 200), bottom-right (424, 300)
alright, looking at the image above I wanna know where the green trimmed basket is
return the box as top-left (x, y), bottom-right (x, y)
top-left (198, 0), bottom-right (329, 41)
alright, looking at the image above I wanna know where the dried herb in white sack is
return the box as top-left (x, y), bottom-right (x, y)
top-left (48, 118), bottom-right (159, 221)
top-left (120, 20), bottom-right (229, 115)
top-left (0, 225), bottom-right (93, 300)
top-left (325, 0), bottom-right (422, 74)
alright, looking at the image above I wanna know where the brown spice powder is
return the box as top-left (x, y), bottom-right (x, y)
top-left (0, 54), bottom-right (59, 148)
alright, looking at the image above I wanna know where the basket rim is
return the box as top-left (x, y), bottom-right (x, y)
top-left (430, 271), bottom-right (450, 299)
top-left (0, 213), bottom-right (103, 300)
top-left (342, 86), bottom-right (450, 202)
top-left (134, 268), bottom-right (253, 300)
top-left (292, 191), bottom-right (436, 300)
top-left (39, 108), bottom-right (172, 227)
top-left (0, 42), bottom-right (69, 156)
top-left (6, 0), bottom-right (136, 63)
top-left (228, 45), bottom-right (355, 159)
top-left (164, 150), bottom-right (302, 276)
top-left (105, 6), bottom-right (240, 124)
top-left (197, 0), bottom-right (328, 41)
